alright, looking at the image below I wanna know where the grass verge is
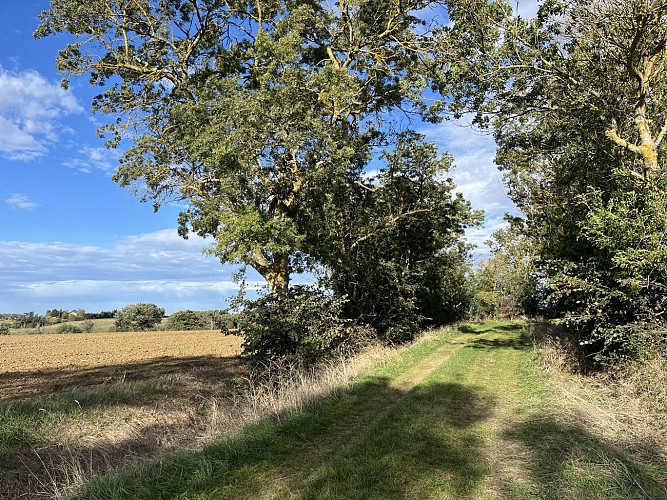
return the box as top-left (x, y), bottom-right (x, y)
top-left (4, 321), bottom-right (666, 499)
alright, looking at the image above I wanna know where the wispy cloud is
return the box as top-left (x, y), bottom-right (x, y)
top-left (0, 66), bottom-right (83, 160)
top-left (421, 116), bottom-right (519, 260)
top-left (5, 193), bottom-right (38, 210)
top-left (63, 147), bottom-right (120, 173)
top-left (0, 229), bottom-right (270, 313)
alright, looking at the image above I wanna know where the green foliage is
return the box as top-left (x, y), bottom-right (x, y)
top-left (115, 303), bottom-right (165, 332)
top-left (235, 287), bottom-right (372, 366)
top-left (441, 0), bottom-right (667, 363)
top-left (166, 310), bottom-right (205, 331)
top-left (308, 132), bottom-right (480, 343)
top-left (0, 324), bottom-right (9, 335)
top-left (549, 188), bottom-right (667, 361)
top-left (56, 323), bottom-right (83, 334)
top-left (12, 312), bottom-right (45, 329)
top-left (472, 224), bottom-right (542, 319)
top-left (81, 319), bottom-right (95, 333)
top-left (36, 0), bottom-right (447, 295)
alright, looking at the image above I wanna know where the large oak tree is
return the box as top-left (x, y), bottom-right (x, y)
top-left (36, 0), bottom-right (451, 296)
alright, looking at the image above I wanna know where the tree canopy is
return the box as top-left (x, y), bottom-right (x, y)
top-left (441, 0), bottom-right (667, 360)
top-left (36, 0), bottom-right (451, 296)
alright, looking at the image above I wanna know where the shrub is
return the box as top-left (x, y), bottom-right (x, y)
top-left (81, 319), bottom-right (95, 333)
top-left (115, 303), bottom-right (165, 332)
top-left (201, 310), bottom-right (236, 330)
top-left (0, 324), bottom-right (9, 335)
top-left (56, 323), bottom-right (83, 334)
top-left (234, 287), bottom-right (373, 366)
top-left (167, 310), bottom-right (205, 331)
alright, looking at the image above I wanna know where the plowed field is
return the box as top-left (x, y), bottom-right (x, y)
top-left (0, 330), bottom-right (243, 399)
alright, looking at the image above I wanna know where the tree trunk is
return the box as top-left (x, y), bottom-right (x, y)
top-left (264, 253), bottom-right (290, 297)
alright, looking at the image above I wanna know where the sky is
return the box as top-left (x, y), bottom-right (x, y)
top-left (0, 1), bottom-right (536, 315)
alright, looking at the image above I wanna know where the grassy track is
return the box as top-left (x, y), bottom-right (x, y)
top-left (75, 321), bottom-right (666, 499)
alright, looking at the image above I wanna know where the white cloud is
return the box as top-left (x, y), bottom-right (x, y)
top-left (515, 0), bottom-right (540, 19)
top-left (63, 147), bottom-right (120, 173)
top-left (465, 215), bottom-right (510, 262)
top-left (0, 229), bottom-right (270, 313)
top-left (420, 117), bottom-right (520, 261)
top-left (0, 66), bottom-right (83, 160)
top-left (0, 228), bottom-right (324, 313)
top-left (5, 193), bottom-right (38, 210)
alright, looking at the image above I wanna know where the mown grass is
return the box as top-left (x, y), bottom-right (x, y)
top-left (5, 321), bottom-right (665, 499)
top-left (71, 321), bottom-right (666, 500)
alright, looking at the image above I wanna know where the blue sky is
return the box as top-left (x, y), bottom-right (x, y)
top-left (0, 1), bottom-right (533, 315)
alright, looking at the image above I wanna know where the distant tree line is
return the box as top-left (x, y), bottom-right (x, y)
top-left (5, 306), bottom-right (234, 335)
top-left (9, 309), bottom-right (118, 329)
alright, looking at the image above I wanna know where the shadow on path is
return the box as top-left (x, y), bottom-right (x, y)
top-left (72, 376), bottom-right (498, 499)
top-left (500, 415), bottom-right (667, 499)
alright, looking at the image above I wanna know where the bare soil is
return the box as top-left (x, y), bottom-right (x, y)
top-left (0, 330), bottom-right (243, 400)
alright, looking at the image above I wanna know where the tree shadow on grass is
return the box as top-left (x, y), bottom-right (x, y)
top-left (293, 381), bottom-right (497, 499)
top-left (71, 377), bottom-right (498, 500)
top-left (0, 355), bottom-right (247, 498)
top-left (500, 416), bottom-right (667, 499)
top-left (467, 336), bottom-right (532, 351)
top-left (0, 355), bottom-right (245, 400)
top-left (457, 322), bottom-right (524, 335)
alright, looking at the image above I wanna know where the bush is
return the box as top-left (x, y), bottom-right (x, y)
top-left (115, 303), bottom-right (165, 332)
top-left (167, 310), bottom-right (205, 331)
top-left (56, 323), bottom-right (83, 334)
top-left (235, 287), bottom-right (373, 366)
top-left (0, 324), bottom-right (9, 335)
top-left (81, 319), bottom-right (95, 333)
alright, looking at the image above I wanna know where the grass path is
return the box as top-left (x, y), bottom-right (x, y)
top-left (77, 322), bottom-right (667, 499)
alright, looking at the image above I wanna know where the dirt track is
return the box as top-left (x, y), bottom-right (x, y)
top-left (0, 330), bottom-right (244, 399)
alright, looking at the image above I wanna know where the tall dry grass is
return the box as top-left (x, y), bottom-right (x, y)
top-left (29, 339), bottom-right (407, 499)
top-left (529, 321), bottom-right (667, 484)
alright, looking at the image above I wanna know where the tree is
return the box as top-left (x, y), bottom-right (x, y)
top-left (14, 312), bottom-right (44, 329)
top-left (167, 310), bottom-right (205, 331)
top-left (36, 0), bottom-right (444, 296)
top-left (115, 303), bottom-right (165, 331)
top-left (57, 323), bottom-right (84, 334)
top-left (472, 223), bottom-right (541, 319)
top-left (440, 0), bottom-right (667, 359)
top-left (306, 131), bottom-right (480, 342)
top-left (82, 319), bottom-right (96, 333)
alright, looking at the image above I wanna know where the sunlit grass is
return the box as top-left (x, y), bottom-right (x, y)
top-left (5, 320), bottom-right (665, 499)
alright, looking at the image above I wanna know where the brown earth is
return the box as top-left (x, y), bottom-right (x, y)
top-left (0, 330), bottom-right (244, 400)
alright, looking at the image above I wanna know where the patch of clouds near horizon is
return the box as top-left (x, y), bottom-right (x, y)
top-left (5, 193), bottom-right (38, 210)
top-left (421, 118), bottom-right (517, 260)
top-left (0, 228), bottom-right (269, 313)
top-left (0, 66), bottom-right (83, 160)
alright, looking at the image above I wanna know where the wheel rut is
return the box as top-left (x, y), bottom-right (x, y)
top-left (267, 332), bottom-right (476, 496)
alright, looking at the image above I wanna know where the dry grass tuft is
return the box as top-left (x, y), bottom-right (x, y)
top-left (530, 321), bottom-right (667, 486)
top-left (9, 340), bottom-right (403, 499)
top-left (200, 343), bottom-right (398, 441)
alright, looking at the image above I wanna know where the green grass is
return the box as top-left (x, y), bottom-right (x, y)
top-left (11, 320), bottom-right (665, 499)
top-left (0, 381), bottom-right (168, 467)
top-left (9, 318), bottom-right (118, 334)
